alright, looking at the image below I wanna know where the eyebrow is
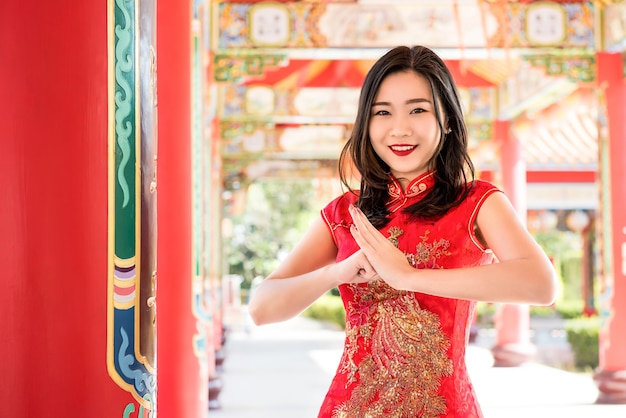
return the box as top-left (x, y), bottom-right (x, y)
top-left (372, 98), bottom-right (431, 106)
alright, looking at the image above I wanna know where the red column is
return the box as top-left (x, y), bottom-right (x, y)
top-left (581, 219), bottom-right (597, 317)
top-left (491, 120), bottom-right (537, 366)
top-left (157, 0), bottom-right (208, 417)
top-left (0, 3), bottom-right (133, 415)
top-left (593, 52), bottom-right (626, 404)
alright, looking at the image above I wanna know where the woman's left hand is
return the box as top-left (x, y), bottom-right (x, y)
top-left (348, 205), bottom-right (415, 290)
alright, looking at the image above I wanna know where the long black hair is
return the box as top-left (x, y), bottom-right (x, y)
top-left (338, 45), bottom-right (475, 228)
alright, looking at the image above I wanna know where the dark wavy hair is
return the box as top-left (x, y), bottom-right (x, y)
top-left (338, 45), bottom-right (475, 228)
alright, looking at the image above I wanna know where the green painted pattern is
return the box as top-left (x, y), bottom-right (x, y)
top-left (114, 0), bottom-right (137, 258)
top-left (123, 393), bottom-right (155, 418)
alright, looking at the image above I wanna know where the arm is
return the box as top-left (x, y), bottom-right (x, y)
top-left (248, 216), bottom-right (378, 325)
top-left (348, 193), bottom-right (558, 305)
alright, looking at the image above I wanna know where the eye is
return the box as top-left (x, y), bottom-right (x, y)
top-left (410, 107), bottom-right (426, 114)
top-left (373, 109), bottom-right (390, 116)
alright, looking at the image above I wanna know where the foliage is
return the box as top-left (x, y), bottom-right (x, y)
top-left (224, 179), bottom-right (319, 288)
top-left (532, 228), bottom-right (584, 302)
top-left (532, 229), bottom-right (580, 259)
top-left (528, 305), bottom-right (559, 318)
top-left (553, 299), bottom-right (585, 319)
top-left (475, 299), bottom-right (585, 323)
top-left (474, 302), bottom-right (497, 323)
top-left (565, 316), bottom-right (600, 371)
top-left (302, 293), bottom-right (346, 330)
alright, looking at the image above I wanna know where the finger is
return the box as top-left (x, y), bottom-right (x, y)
top-left (349, 206), bottom-right (386, 246)
top-left (357, 262), bottom-right (379, 281)
top-left (350, 224), bottom-right (375, 256)
top-left (348, 205), bottom-right (374, 231)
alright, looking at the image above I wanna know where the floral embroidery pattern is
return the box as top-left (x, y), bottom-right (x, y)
top-left (408, 230), bottom-right (451, 269)
top-left (333, 228), bottom-right (453, 418)
top-left (387, 226), bottom-right (403, 247)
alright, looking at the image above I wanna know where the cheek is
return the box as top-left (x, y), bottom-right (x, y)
top-left (368, 121), bottom-right (385, 141)
top-left (421, 123), bottom-right (442, 142)
top-left (367, 120), bottom-right (376, 135)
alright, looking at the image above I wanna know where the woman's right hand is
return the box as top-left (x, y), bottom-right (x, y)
top-left (334, 249), bottom-right (380, 285)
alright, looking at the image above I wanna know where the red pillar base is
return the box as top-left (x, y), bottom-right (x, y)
top-left (594, 369), bottom-right (626, 404)
top-left (491, 343), bottom-right (537, 367)
top-left (215, 347), bottom-right (226, 372)
top-left (208, 373), bottom-right (223, 410)
top-left (491, 304), bottom-right (536, 367)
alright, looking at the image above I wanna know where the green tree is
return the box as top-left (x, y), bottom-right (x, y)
top-left (225, 179), bottom-right (319, 288)
top-left (532, 228), bottom-right (583, 305)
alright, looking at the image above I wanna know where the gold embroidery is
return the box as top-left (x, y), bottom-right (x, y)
top-left (335, 228), bottom-right (453, 417)
top-left (406, 181), bottom-right (428, 196)
top-left (387, 226), bottom-right (403, 247)
top-left (388, 173), bottom-right (432, 199)
top-left (407, 230), bottom-right (451, 269)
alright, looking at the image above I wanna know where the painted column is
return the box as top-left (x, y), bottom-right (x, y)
top-left (593, 52), bottom-right (626, 404)
top-left (491, 120), bottom-right (537, 367)
top-left (0, 2), bottom-right (148, 416)
top-left (192, 3), bottom-right (223, 410)
top-left (107, 0), bottom-right (159, 414)
top-left (157, 0), bottom-right (208, 416)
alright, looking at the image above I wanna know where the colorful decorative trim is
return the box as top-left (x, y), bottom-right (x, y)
top-left (524, 54), bottom-right (596, 82)
top-left (108, 0), bottom-right (156, 412)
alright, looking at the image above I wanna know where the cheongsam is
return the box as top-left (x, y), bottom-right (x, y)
top-left (318, 171), bottom-right (500, 418)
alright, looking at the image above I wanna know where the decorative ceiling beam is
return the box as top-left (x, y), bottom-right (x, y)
top-left (213, 52), bottom-right (287, 82)
top-left (213, 0), bottom-right (618, 182)
top-left (601, 1), bottom-right (626, 52)
top-left (498, 78), bottom-right (579, 120)
top-left (523, 53), bottom-right (596, 83)
top-left (214, 1), bottom-right (599, 51)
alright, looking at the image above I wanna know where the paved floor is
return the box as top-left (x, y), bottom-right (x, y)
top-left (211, 307), bottom-right (626, 418)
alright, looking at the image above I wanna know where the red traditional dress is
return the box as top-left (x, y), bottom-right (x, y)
top-left (319, 171), bottom-right (500, 418)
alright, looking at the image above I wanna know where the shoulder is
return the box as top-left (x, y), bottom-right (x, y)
top-left (469, 179), bottom-right (500, 194)
top-left (466, 179), bottom-right (502, 204)
top-left (450, 179), bottom-right (503, 220)
top-left (321, 191), bottom-right (358, 225)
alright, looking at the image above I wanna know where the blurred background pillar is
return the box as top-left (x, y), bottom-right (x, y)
top-left (565, 210), bottom-right (596, 317)
top-left (491, 119), bottom-right (537, 367)
top-left (593, 51), bottom-right (626, 404)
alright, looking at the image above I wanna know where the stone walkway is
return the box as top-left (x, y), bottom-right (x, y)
top-left (210, 308), bottom-right (626, 418)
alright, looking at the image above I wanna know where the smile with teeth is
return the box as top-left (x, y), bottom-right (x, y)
top-left (390, 145), bottom-right (416, 151)
top-left (389, 144), bottom-right (417, 156)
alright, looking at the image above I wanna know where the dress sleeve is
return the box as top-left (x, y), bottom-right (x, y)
top-left (320, 192), bottom-right (357, 247)
top-left (468, 180), bottom-right (502, 225)
top-left (466, 180), bottom-right (503, 251)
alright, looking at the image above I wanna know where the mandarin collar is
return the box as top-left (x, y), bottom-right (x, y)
top-left (387, 171), bottom-right (435, 212)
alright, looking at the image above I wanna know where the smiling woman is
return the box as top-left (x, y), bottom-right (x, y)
top-left (368, 71), bottom-right (446, 189)
top-left (248, 45), bottom-right (557, 418)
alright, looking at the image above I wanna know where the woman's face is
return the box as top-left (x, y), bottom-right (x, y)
top-left (368, 71), bottom-right (445, 187)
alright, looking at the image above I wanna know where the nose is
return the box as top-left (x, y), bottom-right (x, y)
top-left (390, 116), bottom-right (412, 138)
